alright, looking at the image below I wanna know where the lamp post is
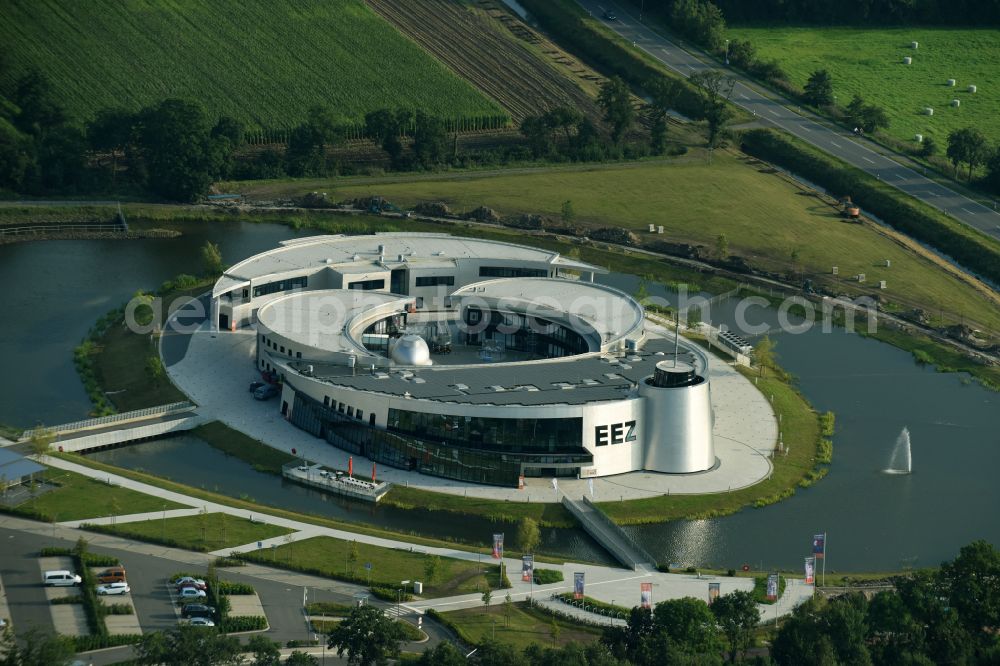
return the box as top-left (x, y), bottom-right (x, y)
top-left (161, 504), bottom-right (166, 542)
top-left (725, 39), bottom-right (730, 65)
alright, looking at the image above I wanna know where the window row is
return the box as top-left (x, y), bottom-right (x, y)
top-left (252, 275), bottom-right (307, 298)
top-left (348, 279), bottom-right (386, 291)
top-left (478, 266), bottom-right (548, 278)
top-left (414, 275), bottom-right (456, 287)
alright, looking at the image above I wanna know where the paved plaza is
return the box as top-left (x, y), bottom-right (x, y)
top-left (163, 318), bottom-right (778, 502)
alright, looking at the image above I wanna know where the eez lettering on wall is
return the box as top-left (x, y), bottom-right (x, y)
top-left (595, 421), bottom-right (637, 446)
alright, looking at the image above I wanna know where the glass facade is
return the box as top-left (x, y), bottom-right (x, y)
top-left (348, 279), bottom-right (386, 291)
top-left (388, 409), bottom-right (583, 453)
top-left (479, 266), bottom-right (548, 278)
top-left (289, 391), bottom-right (590, 487)
top-left (252, 275), bottom-right (307, 298)
top-left (463, 307), bottom-right (588, 357)
top-left (415, 275), bottom-right (455, 287)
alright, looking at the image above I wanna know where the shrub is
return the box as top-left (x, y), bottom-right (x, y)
top-left (370, 586), bottom-right (413, 603)
top-left (217, 581), bottom-right (255, 595)
top-left (727, 569), bottom-right (737, 577)
top-left (533, 568), bottom-right (564, 585)
top-left (51, 595), bottom-right (83, 605)
top-left (102, 603), bottom-right (134, 615)
top-left (213, 556), bottom-right (246, 568)
top-left (816, 439), bottom-right (833, 464)
top-left (219, 615), bottom-right (268, 633)
top-left (306, 601), bottom-right (353, 617)
top-left (71, 634), bottom-right (142, 652)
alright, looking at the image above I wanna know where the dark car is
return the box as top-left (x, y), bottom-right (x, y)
top-left (249, 381), bottom-right (265, 393)
top-left (253, 383), bottom-right (280, 400)
top-left (603, 9), bottom-right (617, 20)
top-left (180, 604), bottom-right (215, 619)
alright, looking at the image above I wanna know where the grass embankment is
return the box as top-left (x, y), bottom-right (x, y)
top-left (865, 326), bottom-right (1000, 391)
top-left (436, 602), bottom-right (602, 651)
top-left (729, 27), bottom-right (1000, 146)
top-left (0, 0), bottom-right (502, 130)
top-left (598, 368), bottom-right (822, 525)
top-left (234, 153), bottom-right (1000, 333)
top-left (240, 535), bottom-right (501, 599)
top-left (7, 467), bottom-right (186, 522)
top-left (192, 421), bottom-right (296, 475)
top-left (383, 486), bottom-right (574, 529)
top-left (84, 512), bottom-right (293, 552)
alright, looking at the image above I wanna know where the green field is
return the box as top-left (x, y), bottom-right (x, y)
top-left (25, 468), bottom-right (187, 522)
top-left (439, 602), bottom-right (602, 650)
top-left (729, 27), bottom-right (1000, 145)
top-left (293, 155), bottom-right (1000, 332)
top-left (0, 0), bottom-right (502, 130)
top-left (90, 512), bottom-right (294, 552)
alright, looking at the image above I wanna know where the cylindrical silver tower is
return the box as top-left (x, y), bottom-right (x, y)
top-left (639, 361), bottom-right (715, 473)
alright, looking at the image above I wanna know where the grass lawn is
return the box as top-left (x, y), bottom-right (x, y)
top-left (192, 421), bottom-right (296, 475)
top-left (90, 512), bottom-right (293, 552)
top-left (25, 467), bottom-right (187, 522)
top-left (240, 154), bottom-right (1000, 332)
top-left (598, 366), bottom-right (820, 524)
top-left (729, 27), bottom-right (1000, 146)
top-left (255, 536), bottom-right (498, 598)
top-left (384, 486), bottom-right (574, 529)
top-left (439, 602), bottom-right (602, 650)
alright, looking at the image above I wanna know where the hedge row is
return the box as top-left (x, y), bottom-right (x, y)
top-left (518, 0), bottom-right (707, 120)
top-left (40, 547), bottom-right (118, 567)
top-left (740, 128), bottom-right (1000, 285)
top-left (219, 615), bottom-right (267, 633)
top-left (82, 523), bottom-right (211, 552)
top-left (71, 633), bottom-right (142, 652)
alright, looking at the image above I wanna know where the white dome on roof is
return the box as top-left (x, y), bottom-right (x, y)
top-left (390, 334), bottom-right (432, 366)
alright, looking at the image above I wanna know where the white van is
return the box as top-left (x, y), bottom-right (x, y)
top-left (43, 570), bottom-right (81, 587)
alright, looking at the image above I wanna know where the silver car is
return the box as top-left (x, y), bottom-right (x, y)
top-left (96, 582), bottom-right (130, 596)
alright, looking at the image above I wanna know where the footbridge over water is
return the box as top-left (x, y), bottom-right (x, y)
top-left (14, 402), bottom-right (204, 453)
top-left (562, 496), bottom-right (657, 571)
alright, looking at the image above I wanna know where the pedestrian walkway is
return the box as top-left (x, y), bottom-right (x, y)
top-left (561, 496), bottom-right (656, 571)
top-left (36, 456), bottom-right (813, 622)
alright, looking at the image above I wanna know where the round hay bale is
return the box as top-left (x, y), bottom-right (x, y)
top-left (903, 56), bottom-right (913, 65)
top-left (968, 84), bottom-right (977, 93)
top-left (951, 99), bottom-right (961, 107)
top-left (911, 41), bottom-right (919, 49)
top-left (925, 107), bottom-right (934, 115)
top-left (915, 134), bottom-right (923, 142)
top-left (947, 78), bottom-right (956, 87)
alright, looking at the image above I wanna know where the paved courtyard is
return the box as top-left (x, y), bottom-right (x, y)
top-left (163, 317), bottom-right (777, 502)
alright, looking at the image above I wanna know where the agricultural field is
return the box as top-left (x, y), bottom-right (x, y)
top-left (0, 0), bottom-right (503, 130)
top-left (367, 0), bottom-right (604, 122)
top-left (729, 27), bottom-right (1000, 145)
top-left (237, 154), bottom-right (1000, 332)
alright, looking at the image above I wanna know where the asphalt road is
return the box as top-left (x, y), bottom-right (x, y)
top-left (576, 0), bottom-right (1000, 241)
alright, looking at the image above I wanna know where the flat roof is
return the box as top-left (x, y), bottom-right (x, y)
top-left (453, 278), bottom-right (644, 347)
top-left (214, 233), bottom-right (604, 298)
top-left (289, 337), bottom-right (705, 407)
top-left (258, 290), bottom-right (408, 355)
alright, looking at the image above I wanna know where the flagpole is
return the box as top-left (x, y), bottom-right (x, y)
top-left (822, 532), bottom-right (827, 587)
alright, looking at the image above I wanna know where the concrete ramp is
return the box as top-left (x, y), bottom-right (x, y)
top-left (562, 496), bottom-right (657, 571)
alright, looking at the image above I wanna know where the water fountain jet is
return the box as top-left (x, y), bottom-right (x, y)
top-left (883, 427), bottom-right (912, 474)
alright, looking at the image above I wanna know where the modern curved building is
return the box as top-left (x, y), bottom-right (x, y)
top-left (211, 233), bottom-right (714, 487)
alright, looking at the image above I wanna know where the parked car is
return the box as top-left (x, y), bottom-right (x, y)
top-left (43, 570), bottom-right (81, 587)
top-left (177, 586), bottom-right (207, 600)
top-left (96, 566), bottom-right (126, 584)
top-left (249, 380), bottom-right (265, 393)
top-left (96, 582), bottom-right (130, 596)
top-left (174, 577), bottom-right (207, 590)
top-left (187, 617), bottom-right (216, 627)
top-left (253, 383), bottom-right (280, 400)
top-left (603, 9), bottom-right (617, 20)
top-left (180, 604), bottom-right (215, 619)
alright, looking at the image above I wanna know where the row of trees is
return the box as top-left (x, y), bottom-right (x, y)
top-left (946, 126), bottom-right (1000, 193)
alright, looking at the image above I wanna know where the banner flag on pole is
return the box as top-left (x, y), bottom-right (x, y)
top-left (372, 462), bottom-right (376, 482)
top-left (522, 554), bottom-right (534, 582)
top-left (348, 456), bottom-right (353, 477)
top-left (813, 533), bottom-right (826, 560)
top-left (492, 533), bottom-right (504, 559)
top-left (574, 572), bottom-right (585, 600)
top-left (708, 582), bottom-right (720, 605)
top-left (588, 478), bottom-right (595, 498)
top-left (805, 557), bottom-right (816, 585)
top-left (766, 573), bottom-right (779, 601)
top-left (640, 582), bottom-right (652, 609)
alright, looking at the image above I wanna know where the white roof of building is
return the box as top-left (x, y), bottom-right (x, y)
top-left (453, 278), bottom-right (645, 348)
top-left (258, 290), bottom-right (408, 358)
top-left (213, 233), bottom-right (604, 298)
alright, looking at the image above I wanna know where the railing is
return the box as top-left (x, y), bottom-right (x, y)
top-left (20, 401), bottom-right (195, 440)
top-left (582, 496), bottom-right (658, 567)
top-left (0, 224), bottom-right (126, 236)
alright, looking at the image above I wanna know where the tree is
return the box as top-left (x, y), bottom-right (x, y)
top-left (597, 76), bottom-right (635, 143)
top-left (10, 69), bottom-right (66, 136)
top-left (284, 652), bottom-right (319, 666)
top-left (549, 618), bottom-right (561, 645)
top-left (845, 94), bottom-right (889, 133)
top-left (482, 587), bottom-right (493, 613)
top-left (423, 554), bottom-right (440, 583)
top-left (327, 604), bottom-right (405, 666)
top-left (412, 111), bottom-right (449, 168)
top-left (137, 99), bottom-right (231, 201)
top-left (545, 106), bottom-right (583, 145)
top-left (416, 642), bottom-right (465, 666)
top-left (520, 115), bottom-right (554, 159)
top-left (727, 39), bottom-right (757, 69)
top-left (714, 233), bottom-right (729, 260)
top-left (711, 590), bottom-right (759, 661)
top-left (248, 634), bottom-right (282, 666)
top-left (804, 69), bottom-right (834, 106)
top-left (772, 611), bottom-right (838, 666)
top-left (201, 240), bottom-right (223, 275)
top-left (651, 597), bottom-right (721, 655)
top-left (504, 592), bottom-right (513, 627)
top-left (560, 200), bottom-right (576, 224)
top-left (86, 107), bottom-right (136, 186)
top-left (37, 124), bottom-right (87, 191)
top-left (753, 335), bottom-right (776, 376)
top-left (946, 127), bottom-right (990, 180)
top-left (134, 625), bottom-right (243, 666)
top-left (0, 627), bottom-right (74, 666)
top-left (517, 516), bottom-right (541, 554)
top-left (29, 426), bottom-right (54, 460)
top-left (365, 108), bottom-right (412, 167)
top-left (919, 135), bottom-right (937, 158)
top-left (646, 76), bottom-right (682, 156)
top-left (940, 539), bottom-right (1000, 636)
top-left (690, 70), bottom-right (735, 147)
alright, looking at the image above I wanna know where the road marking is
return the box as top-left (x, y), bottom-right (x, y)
top-left (801, 124), bottom-right (812, 131)
top-left (862, 157), bottom-right (875, 164)
top-left (830, 141), bottom-right (841, 148)
top-left (768, 109), bottom-right (779, 117)
top-left (895, 174), bottom-right (906, 180)
top-left (739, 93), bottom-right (748, 100)
top-left (963, 208), bottom-right (977, 215)
top-left (661, 48), bottom-right (669, 55)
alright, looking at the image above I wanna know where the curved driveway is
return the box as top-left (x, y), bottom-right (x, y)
top-left (575, 0), bottom-right (1000, 240)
